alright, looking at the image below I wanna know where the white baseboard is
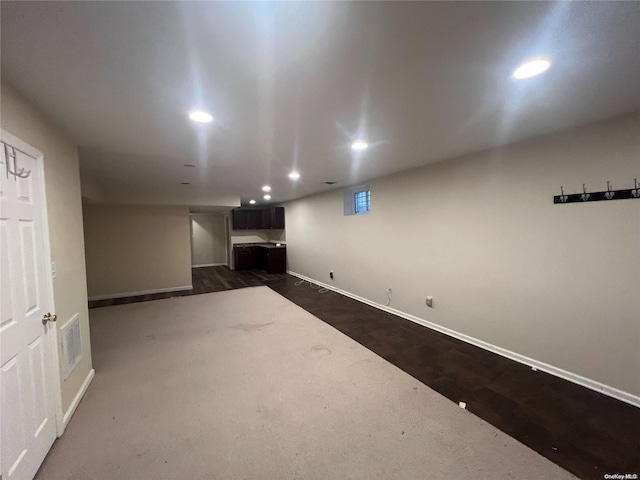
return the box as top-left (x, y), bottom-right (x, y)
top-left (192, 263), bottom-right (227, 268)
top-left (61, 368), bottom-right (95, 432)
top-left (88, 285), bottom-right (193, 301)
top-left (288, 271), bottom-right (640, 408)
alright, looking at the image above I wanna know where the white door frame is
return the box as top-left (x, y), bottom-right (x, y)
top-left (1, 129), bottom-right (64, 437)
top-left (189, 213), bottom-right (195, 267)
top-left (224, 213), bottom-right (230, 266)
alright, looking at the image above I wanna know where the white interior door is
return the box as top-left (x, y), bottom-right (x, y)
top-left (1, 139), bottom-right (58, 479)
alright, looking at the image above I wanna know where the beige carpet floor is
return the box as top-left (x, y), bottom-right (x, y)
top-left (36, 287), bottom-right (575, 479)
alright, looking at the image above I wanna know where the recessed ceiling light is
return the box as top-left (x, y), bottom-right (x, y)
top-left (184, 164), bottom-right (196, 168)
top-left (351, 140), bottom-right (368, 151)
top-left (512, 58), bottom-right (551, 79)
top-left (262, 185), bottom-right (271, 192)
top-left (288, 171), bottom-right (300, 180)
top-left (263, 194), bottom-right (271, 200)
top-left (249, 199), bottom-right (256, 204)
top-left (188, 110), bottom-right (213, 123)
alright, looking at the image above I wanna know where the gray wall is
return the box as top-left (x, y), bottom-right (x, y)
top-left (83, 204), bottom-right (192, 298)
top-left (283, 112), bottom-right (640, 399)
top-left (1, 80), bottom-right (93, 412)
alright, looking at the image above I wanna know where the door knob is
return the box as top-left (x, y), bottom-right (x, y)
top-left (42, 312), bottom-right (57, 325)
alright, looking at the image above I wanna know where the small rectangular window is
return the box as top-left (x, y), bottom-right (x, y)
top-left (354, 190), bottom-right (370, 214)
top-left (343, 184), bottom-right (371, 216)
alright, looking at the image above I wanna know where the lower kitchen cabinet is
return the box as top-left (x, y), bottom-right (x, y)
top-left (234, 245), bottom-right (258, 270)
top-left (233, 244), bottom-right (286, 274)
top-left (264, 247), bottom-right (286, 274)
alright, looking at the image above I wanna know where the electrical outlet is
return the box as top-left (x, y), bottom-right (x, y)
top-left (426, 296), bottom-right (433, 308)
top-left (387, 287), bottom-right (392, 295)
top-left (329, 271), bottom-right (334, 279)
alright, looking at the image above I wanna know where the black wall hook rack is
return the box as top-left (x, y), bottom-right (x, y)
top-left (554, 179), bottom-right (640, 204)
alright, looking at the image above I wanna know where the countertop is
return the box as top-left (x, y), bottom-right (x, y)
top-left (233, 242), bottom-right (286, 249)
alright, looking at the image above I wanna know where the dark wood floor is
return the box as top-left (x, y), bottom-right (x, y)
top-left (88, 266), bottom-right (288, 308)
top-left (90, 266), bottom-right (640, 479)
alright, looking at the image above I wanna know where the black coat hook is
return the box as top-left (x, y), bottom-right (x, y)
top-left (554, 179), bottom-right (640, 205)
top-left (605, 181), bottom-right (615, 200)
top-left (559, 186), bottom-right (568, 203)
top-left (581, 184), bottom-right (590, 202)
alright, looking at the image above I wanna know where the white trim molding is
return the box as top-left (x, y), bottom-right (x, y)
top-left (88, 285), bottom-right (192, 301)
top-left (192, 263), bottom-right (227, 268)
top-left (61, 368), bottom-right (95, 432)
top-left (288, 270), bottom-right (640, 408)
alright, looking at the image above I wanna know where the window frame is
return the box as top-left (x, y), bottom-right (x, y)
top-left (343, 184), bottom-right (371, 216)
top-left (354, 189), bottom-right (371, 214)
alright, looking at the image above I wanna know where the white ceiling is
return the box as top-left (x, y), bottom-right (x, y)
top-left (2, 1), bottom-right (639, 208)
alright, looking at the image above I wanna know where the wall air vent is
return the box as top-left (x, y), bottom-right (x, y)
top-left (62, 314), bottom-right (82, 379)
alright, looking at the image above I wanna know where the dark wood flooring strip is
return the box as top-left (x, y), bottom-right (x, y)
top-left (88, 267), bottom-right (640, 479)
top-left (88, 266), bottom-right (288, 308)
top-left (265, 276), bottom-right (640, 480)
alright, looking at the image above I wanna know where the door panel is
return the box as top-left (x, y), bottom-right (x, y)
top-left (16, 165), bottom-right (34, 203)
top-left (28, 337), bottom-right (49, 437)
top-left (19, 220), bottom-right (39, 314)
top-left (1, 356), bottom-right (27, 477)
top-left (1, 220), bottom-right (15, 330)
top-left (1, 140), bottom-right (57, 480)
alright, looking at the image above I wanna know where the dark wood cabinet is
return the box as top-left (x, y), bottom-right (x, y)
top-left (233, 244), bottom-right (286, 273)
top-left (233, 245), bottom-right (258, 270)
top-left (232, 209), bottom-right (248, 230)
top-left (261, 209), bottom-right (272, 230)
top-left (267, 207), bottom-right (285, 229)
top-left (265, 246), bottom-right (286, 273)
top-left (245, 210), bottom-right (261, 230)
top-left (231, 207), bottom-right (284, 230)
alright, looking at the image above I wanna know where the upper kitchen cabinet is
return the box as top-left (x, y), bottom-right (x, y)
top-left (232, 209), bottom-right (248, 230)
top-left (265, 207), bottom-right (285, 229)
top-left (232, 207), bottom-right (284, 230)
top-left (246, 209), bottom-right (262, 230)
